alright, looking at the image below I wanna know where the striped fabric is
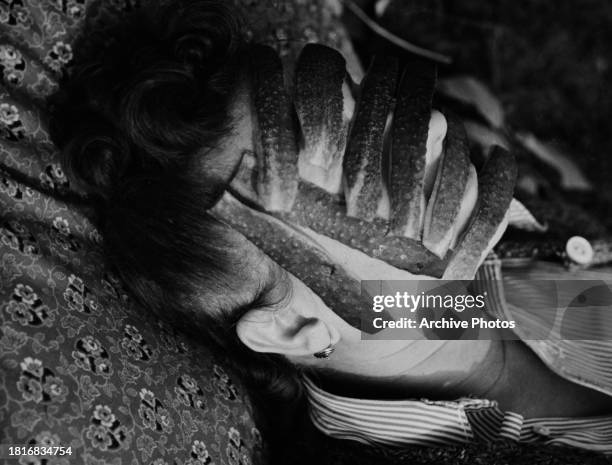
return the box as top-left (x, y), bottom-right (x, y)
top-left (304, 257), bottom-right (612, 454)
top-left (304, 375), bottom-right (612, 453)
top-left (483, 258), bottom-right (612, 396)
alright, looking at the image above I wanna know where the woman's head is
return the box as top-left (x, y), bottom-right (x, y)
top-left (50, 0), bottom-right (353, 413)
top-left (52, 0), bottom-right (247, 193)
top-left (51, 0), bottom-right (248, 318)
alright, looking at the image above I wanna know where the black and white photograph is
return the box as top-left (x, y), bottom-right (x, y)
top-left (1, 1), bottom-right (612, 464)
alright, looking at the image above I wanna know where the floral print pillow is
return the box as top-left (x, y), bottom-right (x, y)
top-left (0, 0), bottom-right (350, 464)
top-left (1, 152), bottom-right (264, 462)
top-left (2, 271), bottom-right (264, 465)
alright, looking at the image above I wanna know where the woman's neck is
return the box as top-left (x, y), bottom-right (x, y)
top-left (311, 336), bottom-right (506, 400)
top-left (313, 337), bottom-right (612, 418)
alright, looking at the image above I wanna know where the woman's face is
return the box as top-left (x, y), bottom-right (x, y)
top-left (203, 78), bottom-right (507, 366)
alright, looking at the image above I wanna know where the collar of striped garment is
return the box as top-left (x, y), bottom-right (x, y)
top-left (302, 374), bottom-right (612, 453)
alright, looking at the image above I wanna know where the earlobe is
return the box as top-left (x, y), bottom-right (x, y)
top-left (236, 307), bottom-right (337, 357)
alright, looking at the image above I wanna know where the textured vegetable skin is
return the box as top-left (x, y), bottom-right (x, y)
top-left (281, 181), bottom-right (447, 276)
top-left (422, 113), bottom-right (471, 258)
top-left (389, 60), bottom-right (437, 239)
top-left (343, 56), bottom-right (399, 221)
top-left (250, 44), bottom-right (299, 212)
top-left (295, 44), bottom-right (351, 194)
top-left (211, 192), bottom-right (387, 333)
top-left (231, 45), bottom-right (514, 292)
top-left (443, 146), bottom-right (517, 279)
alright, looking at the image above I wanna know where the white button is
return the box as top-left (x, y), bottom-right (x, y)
top-left (565, 236), bottom-right (594, 265)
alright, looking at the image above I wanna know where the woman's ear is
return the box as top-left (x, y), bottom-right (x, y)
top-left (236, 307), bottom-right (335, 357)
top-left (235, 274), bottom-right (340, 357)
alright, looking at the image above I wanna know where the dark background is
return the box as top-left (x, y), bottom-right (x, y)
top-left (343, 0), bottom-right (612, 239)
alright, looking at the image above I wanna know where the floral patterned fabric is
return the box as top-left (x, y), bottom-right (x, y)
top-left (0, 1), bottom-right (350, 464)
top-left (7, 1), bottom-right (605, 464)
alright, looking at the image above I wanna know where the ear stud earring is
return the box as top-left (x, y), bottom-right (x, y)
top-left (313, 343), bottom-right (335, 359)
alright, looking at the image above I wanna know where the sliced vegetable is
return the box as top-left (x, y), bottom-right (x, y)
top-left (250, 44), bottom-right (299, 212)
top-left (444, 146), bottom-right (517, 279)
top-left (389, 60), bottom-right (436, 238)
top-left (343, 55), bottom-right (399, 221)
top-left (295, 44), bottom-right (354, 194)
top-left (422, 113), bottom-right (471, 258)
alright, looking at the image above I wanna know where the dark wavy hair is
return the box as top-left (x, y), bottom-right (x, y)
top-left (49, 0), bottom-right (302, 442)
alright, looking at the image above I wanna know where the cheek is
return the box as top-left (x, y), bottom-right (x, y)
top-left (221, 228), bottom-right (276, 304)
top-left (225, 227), bottom-right (298, 313)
